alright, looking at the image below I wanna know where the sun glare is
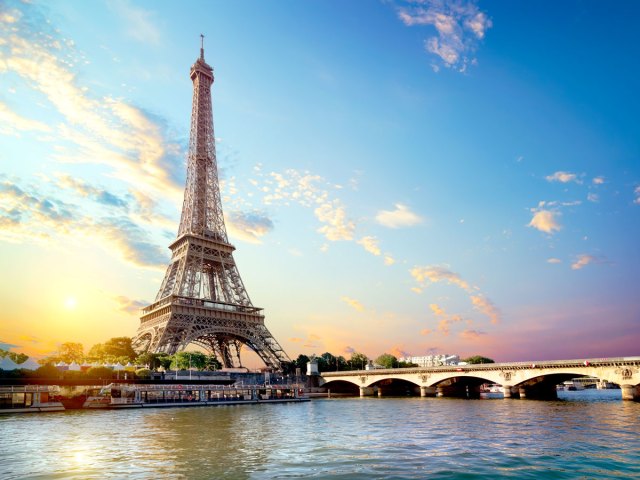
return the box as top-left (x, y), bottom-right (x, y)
top-left (64, 296), bottom-right (77, 310)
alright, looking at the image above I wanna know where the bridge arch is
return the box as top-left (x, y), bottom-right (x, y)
top-left (322, 380), bottom-right (360, 395)
top-left (319, 358), bottom-right (640, 401)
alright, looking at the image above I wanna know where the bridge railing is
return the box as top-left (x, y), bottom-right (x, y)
top-left (321, 357), bottom-right (640, 376)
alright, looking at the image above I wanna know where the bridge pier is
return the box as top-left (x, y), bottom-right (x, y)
top-left (420, 386), bottom-right (437, 397)
top-left (621, 385), bottom-right (640, 401)
top-left (359, 387), bottom-right (375, 397)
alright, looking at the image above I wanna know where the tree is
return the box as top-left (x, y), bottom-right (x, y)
top-left (205, 355), bottom-right (222, 371)
top-left (462, 355), bottom-right (495, 364)
top-left (294, 354), bottom-right (310, 373)
top-left (58, 342), bottom-right (84, 363)
top-left (0, 349), bottom-right (28, 364)
top-left (336, 355), bottom-right (348, 371)
top-left (86, 343), bottom-right (106, 362)
top-left (102, 337), bottom-right (137, 363)
top-left (86, 366), bottom-right (115, 379)
top-left (35, 364), bottom-right (60, 378)
top-left (280, 361), bottom-right (296, 375)
top-left (375, 353), bottom-right (398, 369)
top-left (350, 352), bottom-right (368, 370)
top-left (397, 361), bottom-right (418, 368)
top-left (156, 354), bottom-right (173, 371)
top-left (316, 352), bottom-right (337, 372)
top-left (171, 351), bottom-right (207, 371)
top-left (135, 352), bottom-right (171, 370)
top-left (135, 368), bottom-right (152, 379)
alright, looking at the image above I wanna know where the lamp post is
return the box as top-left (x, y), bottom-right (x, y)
top-left (189, 352), bottom-right (192, 380)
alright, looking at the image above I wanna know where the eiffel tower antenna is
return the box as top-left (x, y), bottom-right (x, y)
top-left (132, 38), bottom-right (291, 371)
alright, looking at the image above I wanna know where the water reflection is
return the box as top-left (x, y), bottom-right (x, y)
top-left (1, 393), bottom-right (638, 479)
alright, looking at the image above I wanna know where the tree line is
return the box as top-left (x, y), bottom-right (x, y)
top-left (3, 339), bottom-right (494, 376)
top-left (290, 352), bottom-right (494, 373)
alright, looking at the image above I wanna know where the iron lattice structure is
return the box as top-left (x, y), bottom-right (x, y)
top-left (132, 41), bottom-right (290, 371)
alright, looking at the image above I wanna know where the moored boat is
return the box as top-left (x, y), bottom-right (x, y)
top-left (0, 385), bottom-right (64, 413)
top-left (84, 383), bottom-right (309, 409)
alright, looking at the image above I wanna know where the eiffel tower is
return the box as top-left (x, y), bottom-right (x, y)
top-left (132, 38), bottom-right (290, 371)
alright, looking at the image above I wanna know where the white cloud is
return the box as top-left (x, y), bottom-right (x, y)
top-left (357, 236), bottom-right (381, 256)
top-left (0, 101), bottom-right (52, 135)
top-left (113, 295), bottom-right (148, 315)
top-left (412, 265), bottom-right (500, 330)
top-left (592, 176), bottom-right (605, 185)
top-left (429, 303), bottom-right (463, 336)
top-left (634, 186), bottom-right (640, 205)
top-left (410, 265), bottom-right (472, 292)
top-left (571, 254), bottom-right (606, 271)
top-left (0, 177), bottom-right (168, 269)
top-left (470, 295), bottom-right (500, 324)
top-left (341, 296), bottom-right (365, 312)
top-left (376, 203), bottom-right (423, 228)
top-left (528, 208), bottom-right (562, 234)
top-left (226, 210), bottom-right (274, 244)
top-left (545, 171), bottom-right (582, 184)
top-left (460, 329), bottom-right (487, 339)
top-left (0, 20), bottom-right (184, 206)
top-left (396, 0), bottom-right (492, 72)
top-left (314, 201), bottom-right (355, 241)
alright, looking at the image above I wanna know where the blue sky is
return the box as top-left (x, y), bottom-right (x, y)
top-left (0, 0), bottom-right (638, 364)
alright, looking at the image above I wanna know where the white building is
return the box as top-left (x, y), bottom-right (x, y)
top-left (398, 354), bottom-right (460, 367)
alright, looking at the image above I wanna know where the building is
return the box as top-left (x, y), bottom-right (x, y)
top-left (398, 354), bottom-right (460, 367)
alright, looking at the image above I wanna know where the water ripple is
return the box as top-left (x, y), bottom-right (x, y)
top-left (1, 391), bottom-right (638, 479)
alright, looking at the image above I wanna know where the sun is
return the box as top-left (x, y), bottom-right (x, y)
top-left (64, 296), bottom-right (77, 310)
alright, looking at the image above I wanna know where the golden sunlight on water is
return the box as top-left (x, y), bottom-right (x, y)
top-left (0, 391), bottom-right (639, 479)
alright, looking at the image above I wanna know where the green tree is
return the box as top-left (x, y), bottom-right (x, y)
top-left (171, 351), bottom-right (207, 370)
top-left (461, 355), bottom-right (495, 364)
top-left (294, 354), bottom-right (310, 373)
top-left (280, 361), bottom-right (296, 375)
top-left (350, 352), bottom-right (369, 370)
top-left (375, 353), bottom-right (398, 369)
top-left (318, 352), bottom-right (337, 372)
top-left (0, 349), bottom-right (29, 364)
top-left (135, 368), bottom-right (151, 379)
top-left (397, 361), bottom-right (418, 368)
top-left (205, 354), bottom-right (222, 371)
top-left (102, 337), bottom-right (137, 363)
top-left (336, 355), bottom-right (348, 371)
top-left (35, 364), bottom-right (60, 378)
top-left (58, 342), bottom-right (84, 363)
top-left (136, 352), bottom-right (163, 370)
top-left (86, 343), bottom-right (106, 362)
top-left (86, 366), bottom-right (115, 379)
top-left (156, 354), bottom-right (173, 371)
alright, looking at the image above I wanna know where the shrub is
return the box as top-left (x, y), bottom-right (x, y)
top-left (86, 366), bottom-right (114, 379)
top-left (135, 368), bottom-right (151, 379)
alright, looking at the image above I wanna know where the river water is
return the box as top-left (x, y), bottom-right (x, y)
top-left (1, 390), bottom-right (638, 479)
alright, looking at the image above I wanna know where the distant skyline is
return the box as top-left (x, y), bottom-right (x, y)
top-left (1, 0), bottom-right (638, 365)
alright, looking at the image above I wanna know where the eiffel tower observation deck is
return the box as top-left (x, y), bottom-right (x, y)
top-left (133, 38), bottom-right (291, 371)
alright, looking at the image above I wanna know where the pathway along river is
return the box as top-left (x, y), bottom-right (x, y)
top-left (1, 390), bottom-right (638, 479)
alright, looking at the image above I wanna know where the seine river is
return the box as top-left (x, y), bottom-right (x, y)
top-left (1, 390), bottom-right (638, 479)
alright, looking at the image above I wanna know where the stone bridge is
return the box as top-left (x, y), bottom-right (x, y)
top-left (320, 357), bottom-right (640, 401)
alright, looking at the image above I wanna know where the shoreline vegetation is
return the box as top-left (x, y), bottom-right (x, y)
top-left (1, 337), bottom-right (495, 385)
